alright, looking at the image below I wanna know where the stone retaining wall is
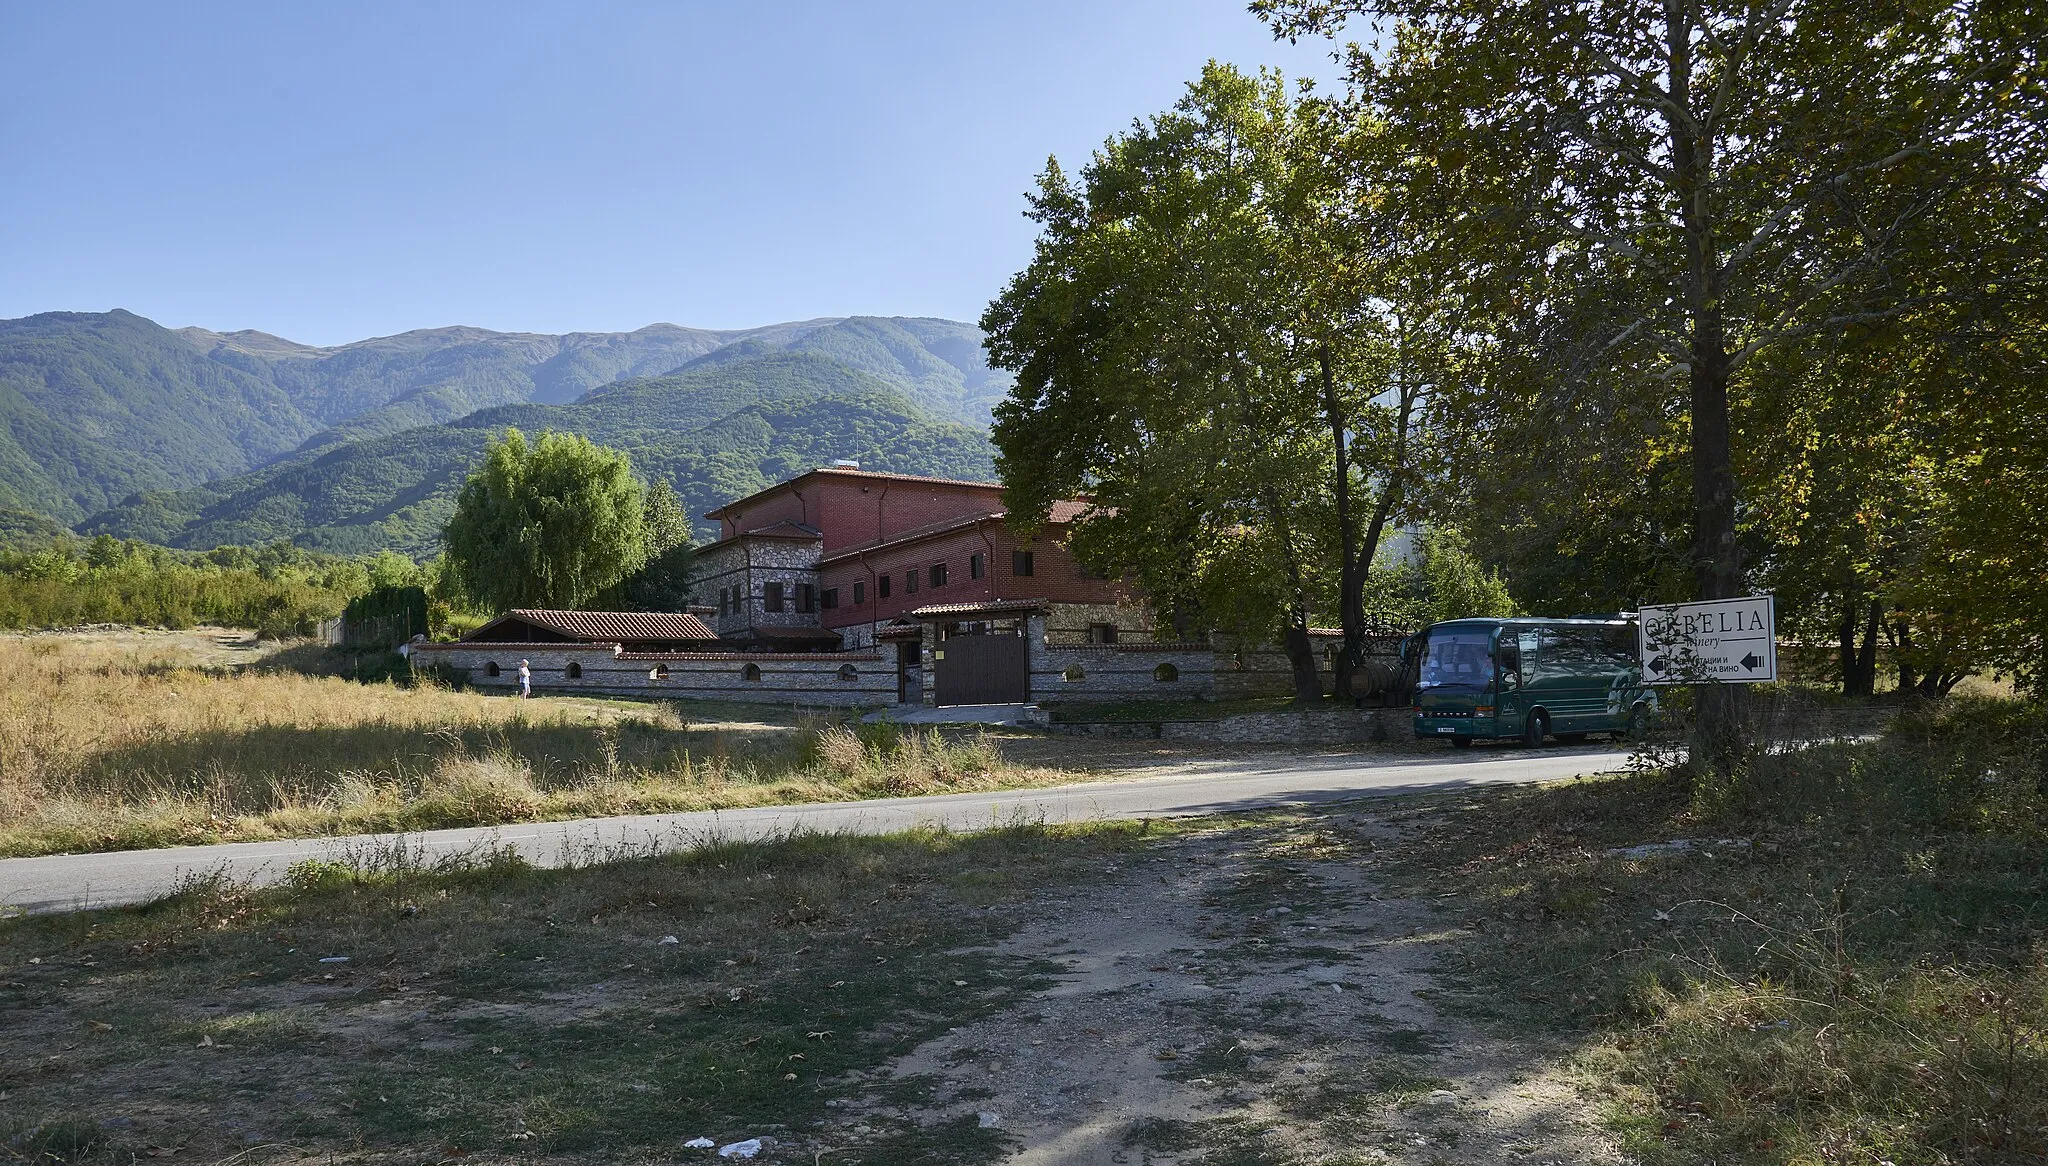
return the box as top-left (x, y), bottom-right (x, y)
top-left (1031, 706), bottom-right (1409, 745)
top-left (411, 641), bottom-right (894, 707)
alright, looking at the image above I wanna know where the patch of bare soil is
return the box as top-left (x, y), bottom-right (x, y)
top-left (2, 624), bottom-right (282, 668)
top-left (829, 814), bottom-right (1625, 1165)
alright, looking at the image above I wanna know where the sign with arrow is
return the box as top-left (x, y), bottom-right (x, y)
top-left (1637, 594), bottom-right (1777, 685)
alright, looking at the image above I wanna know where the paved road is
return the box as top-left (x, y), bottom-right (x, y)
top-left (0, 746), bottom-right (1626, 916)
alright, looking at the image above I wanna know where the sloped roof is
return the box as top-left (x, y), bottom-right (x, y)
top-left (737, 520), bottom-right (823, 540)
top-left (483, 609), bottom-right (718, 643)
top-left (705, 466), bottom-right (1003, 520)
top-left (906, 598), bottom-right (1048, 619)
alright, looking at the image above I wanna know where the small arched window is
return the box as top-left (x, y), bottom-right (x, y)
top-left (742, 663), bottom-right (763, 683)
top-left (1063, 664), bottom-right (1085, 682)
top-left (1154, 662), bottom-right (1180, 683)
top-left (486, 661), bottom-right (501, 677)
top-left (837, 663), bottom-right (858, 682)
top-left (565, 661), bottom-right (583, 679)
top-left (650, 664), bottom-right (670, 681)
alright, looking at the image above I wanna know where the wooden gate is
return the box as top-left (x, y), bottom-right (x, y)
top-left (933, 633), bottom-right (1029, 705)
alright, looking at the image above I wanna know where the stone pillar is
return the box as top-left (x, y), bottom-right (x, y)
top-left (920, 621), bottom-right (942, 706)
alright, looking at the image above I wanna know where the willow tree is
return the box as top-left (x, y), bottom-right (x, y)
top-left (441, 429), bottom-right (648, 612)
top-left (985, 64), bottom-right (1438, 701)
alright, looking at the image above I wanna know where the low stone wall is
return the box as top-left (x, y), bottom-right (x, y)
top-left (1033, 706), bottom-right (1408, 745)
top-left (412, 641), bottom-right (895, 707)
top-left (1031, 641), bottom-right (1216, 701)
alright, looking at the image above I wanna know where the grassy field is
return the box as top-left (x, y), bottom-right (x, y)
top-left (1380, 696), bottom-right (2048, 1163)
top-left (0, 634), bottom-right (1075, 859)
top-left (0, 823), bottom-right (1166, 1164)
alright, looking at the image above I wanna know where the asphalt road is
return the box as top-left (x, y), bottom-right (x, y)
top-left (0, 746), bottom-right (1625, 917)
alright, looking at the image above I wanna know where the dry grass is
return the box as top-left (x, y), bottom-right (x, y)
top-left (0, 636), bottom-right (1073, 858)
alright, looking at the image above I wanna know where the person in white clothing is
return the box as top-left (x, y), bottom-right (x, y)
top-left (518, 659), bottom-right (531, 699)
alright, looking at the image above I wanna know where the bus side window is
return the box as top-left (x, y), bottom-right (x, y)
top-left (1497, 638), bottom-right (1521, 685)
top-left (1519, 630), bottom-right (1542, 681)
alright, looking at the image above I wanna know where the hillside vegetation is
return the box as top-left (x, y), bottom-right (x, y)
top-left (0, 310), bottom-right (1008, 548)
top-left (83, 353), bottom-right (996, 555)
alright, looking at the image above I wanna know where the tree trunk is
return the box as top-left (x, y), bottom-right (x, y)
top-left (1320, 344), bottom-right (1367, 701)
top-left (1281, 617), bottom-right (1325, 703)
top-left (1670, 7), bottom-right (1747, 780)
top-left (1852, 599), bottom-right (1881, 697)
top-left (1837, 595), bottom-right (1859, 695)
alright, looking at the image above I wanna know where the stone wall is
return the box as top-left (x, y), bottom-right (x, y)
top-left (411, 641), bottom-right (894, 707)
top-left (1031, 640), bottom-right (1216, 702)
top-left (1041, 600), bottom-right (1157, 646)
top-left (1029, 706), bottom-right (1410, 745)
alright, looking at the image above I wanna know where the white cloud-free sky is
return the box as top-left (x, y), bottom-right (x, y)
top-left (1, 2), bottom-right (1348, 345)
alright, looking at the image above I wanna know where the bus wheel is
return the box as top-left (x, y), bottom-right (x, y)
top-left (1520, 711), bottom-right (1547, 747)
top-left (1625, 704), bottom-right (1650, 742)
top-left (1450, 737), bottom-right (1473, 749)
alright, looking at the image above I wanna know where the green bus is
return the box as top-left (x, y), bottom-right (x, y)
top-left (1412, 617), bottom-right (1653, 747)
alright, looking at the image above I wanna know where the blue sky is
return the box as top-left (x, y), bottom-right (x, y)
top-left (0, 3), bottom-right (1346, 345)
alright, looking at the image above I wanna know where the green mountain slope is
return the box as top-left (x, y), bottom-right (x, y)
top-left (81, 354), bottom-right (995, 556)
top-left (0, 311), bottom-right (321, 522)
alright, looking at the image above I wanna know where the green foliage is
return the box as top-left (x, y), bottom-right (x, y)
top-left (1362, 527), bottom-right (1518, 629)
top-left (0, 538), bottom-right (361, 636)
top-left (442, 429), bottom-right (648, 612)
top-left (342, 584), bottom-right (429, 646)
top-left (641, 479), bottom-right (689, 557)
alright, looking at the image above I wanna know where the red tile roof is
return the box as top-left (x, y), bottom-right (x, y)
top-left (484, 609), bottom-right (718, 643)
top-left (736, 520), bottom-right (824, 540)
top-left (704, 466), bottom-right (1003, 519)
top-left (906, 598), bottom-right (1049, 619)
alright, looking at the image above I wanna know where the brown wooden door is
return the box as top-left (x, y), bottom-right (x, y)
top-left (933, 633), bottom-right (1028, 705)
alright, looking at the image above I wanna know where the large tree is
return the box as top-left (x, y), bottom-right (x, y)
top-left (1261, 0), bottom-right (2041, 748)
top-left (441, 429), bottom-right (648, 612)
top-left (986, 65), bottom-right (1439, 700)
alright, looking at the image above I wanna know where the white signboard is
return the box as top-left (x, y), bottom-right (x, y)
top-left (1638, 594), bottom-right (1777, 685)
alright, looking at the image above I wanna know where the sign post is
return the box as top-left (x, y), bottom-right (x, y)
top-left (1638, 595), bottom-right (1777, 685)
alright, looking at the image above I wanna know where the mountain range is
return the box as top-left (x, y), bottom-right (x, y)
top-left (0, 309), bottom-right (1008, 555)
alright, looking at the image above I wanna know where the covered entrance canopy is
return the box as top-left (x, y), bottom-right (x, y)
top-left (907, 599), bottom-right (1044, 706)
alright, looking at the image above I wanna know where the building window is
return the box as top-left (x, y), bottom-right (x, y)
top-left (837, 663), bottom-right (858, 682)
top-left (853, 580), bottom-right (866, 605)
top-left (486, 661), bottom-right (501, 677)
top-left (1154, 662), bottom-right (1179, 682)
top-left (1012, 550), bottom-right (1034, 576)
top-left (764, 582), bottom-right (784, 613)
top-left (930, 562), bottom-right (948, 588)
top-left (1087, 623), bottom-right (1118, 645)
top-left (1063, 664), bottom-right (1085, 682)
top-left (650, 664), bottom-right (670, 681)
top-left (821, 587), bottom-right (839, 610)
top-left (905, 569), bottom-right (918, 594)
top-left (797, 583), bottom-right (816, 613)
top-left (969, 553), bottom-right (985, 580)
top-left (742, 663), bottom-right (763, 683)
top-left (878, 573), bottom-right (891, 598)
top-left (566, 661), bottom-right (583, 679)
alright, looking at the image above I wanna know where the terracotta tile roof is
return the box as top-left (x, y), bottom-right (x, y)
top-left (704, 466), bottom-right (1003, 519)
top-left (816, 501), bottom-right (1096, 565)
top-left (488, 609), bottom-right (718, 643)
top-left (906, 598), bottom-right (1049, 619)
top-left (618, 651), bottom-right (884, 662)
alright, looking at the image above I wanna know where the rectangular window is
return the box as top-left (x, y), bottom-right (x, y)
top-left (878, 573), bottom-right (891, 599)
top-left (821, 588), bottom-right (838, 611)
top-left (906, 569), bottom-right (918, 594)
top-left (852, 580), bottom-right (865, 605)
top-left (1087, 623), bottom-right (1119, 645)
top-left (763, 582), bottom-right (784, 613)
top-left (930, 562), bottom-right (949, 588)
top-left (1012, 549), bottom-right (1034, 576)
top-left (796, 583), bottom-right (816, 613)
top-left (719, 587), bottom-right (729, 616)
top-left (969, 553), bottom-right (985, 580)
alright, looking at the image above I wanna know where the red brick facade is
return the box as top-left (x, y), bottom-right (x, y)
top-left (700, 468), bottom-right (1131, 646)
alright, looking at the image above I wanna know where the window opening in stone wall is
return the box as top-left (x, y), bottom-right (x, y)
top-left (821, 588), bottom-right (838, 610)
top-left (566, 661), bottom-right (583, 679)
top-left (878, 574), bottom-right (891, 598)
top-left (1154, 662), bottom-right (1179, 682)
top-left (837, 664), bottom-right (858, 682)
top-left (742, 663), bottom-right (762, 682)
top-left (1063, 664), bottom-right (1085, 682)
top-left (797, 583), bottom-right (815, 613)
top-left (486, 661), bottom-right (501, 677)
top-left (853, 580), bottom-right (865, 605)
top-left (650, 664), bottom-right (669, 680)
top-left (969, 553), bottom-right (984, 580)
top-left (1012, 550), bottom-right (1034, 576)
top-left (930, 562), bottom-right (948, 588)
top-left (906, 570), bottom-right (918, 594)
top-left (1087, 623), bottom-right (1119, 645)
top-left (764, 582), bottom-right (784, 613)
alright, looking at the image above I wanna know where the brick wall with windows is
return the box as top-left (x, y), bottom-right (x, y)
top-left (707, 469), bottom-right (1005, 553)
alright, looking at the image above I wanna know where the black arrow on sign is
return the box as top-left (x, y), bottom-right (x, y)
top-left (1647, 656), bottom-right (1668, 674)
top-left (1740, 652), bottom-right (1764, 671)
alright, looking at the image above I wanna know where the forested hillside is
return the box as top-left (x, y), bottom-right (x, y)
top-left (1, 309), bottom-right (1008, 551)
top-left (82, 353), bottom-right (995, 556)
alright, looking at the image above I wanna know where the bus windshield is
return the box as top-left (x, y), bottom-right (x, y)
top-left (1419, 629), bottom-right (1495, 689)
